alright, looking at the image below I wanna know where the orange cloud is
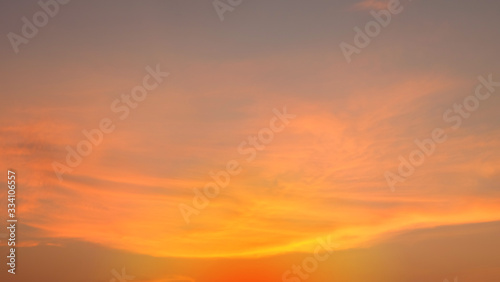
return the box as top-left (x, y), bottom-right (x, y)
top-left (353, 0), bottom-right (390, 10)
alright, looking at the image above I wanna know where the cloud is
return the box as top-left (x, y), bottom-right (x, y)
top-left (158, 276), bottom-right (195, 282)
top-left (353, 0), bottom-right (390, 10)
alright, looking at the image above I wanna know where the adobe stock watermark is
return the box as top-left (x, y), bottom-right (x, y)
top-left (282, 234), bottom-right (338, 282)
top-left (179, 106), bottom-right (296, 224)
top-left (385, 74), bottom-right (500, 191)
top-left (339, 0), bottom-right (409, 63)
top-left (7, 0), bottom-right (71, 54)
top-left (52, 64), bottom-right (169, 181)
top-left (110, 267), bottom-right (134, 282)
top-left (213, 0), bottom-right (243, 21)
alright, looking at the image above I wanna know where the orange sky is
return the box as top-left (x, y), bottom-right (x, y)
top-left (1, 0), bottom-right (500, 281)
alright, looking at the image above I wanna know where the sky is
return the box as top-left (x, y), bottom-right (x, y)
top-left (1, 0), bottom-right (500, 281)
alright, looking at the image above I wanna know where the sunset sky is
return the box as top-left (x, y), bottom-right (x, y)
top-left (1, 0), bottom-right (500, 281)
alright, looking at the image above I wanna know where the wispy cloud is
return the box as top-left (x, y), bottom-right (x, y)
top-left (354, 0), bottom-right (390, 10)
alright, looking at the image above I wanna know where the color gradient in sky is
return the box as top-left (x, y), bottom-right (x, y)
top-left (1, 0), bottom-right (500, 281)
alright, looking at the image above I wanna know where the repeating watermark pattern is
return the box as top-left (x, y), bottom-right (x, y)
top-left (7, 0), bottom-right (71, 54)
top-left (385, 74), bottom-right (500, 191)
top-left (52, 64), bottom-right (169, 181)
top-left (340, 0), bottom-right (409, 63)
top-left (179, 106), bottom-right (296, 224)
top-left (213, 0), bottom-right (243, 21)
top-left (282, 234), bottom-right (338, 282)
top-left (110, 267), bottom-right (135, 282)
